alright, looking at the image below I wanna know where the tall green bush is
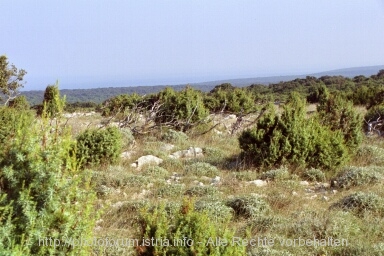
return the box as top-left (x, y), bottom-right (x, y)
top-left (41, 83), bottom-right (65, 118)
top-left (75, 127), bottom-right (122, 168)
top-left (238, 93), bottom-right (350, 170)
top-left (0, 110), bottom-right (96, 255)
top-left (156, 86), bottom-right (208, 131)
top-left (317, 88), bottom-right (363, 150)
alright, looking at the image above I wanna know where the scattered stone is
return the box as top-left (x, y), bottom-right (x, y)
top-left (248, 179), bottom-right (268, 187)
top-left (111, 201), bottom-right (124, 209)
top-left (211, 176), bottom-right (221, 185)
top-left (322, 196), bottom-right (329, 201)
top-left (213, 129), bottom-right (223, 135)
top-left (169, 147), bottom-right (204, 159)
top-left (160, 143), bottom-right (175, 151)
top-left (305, 188), bottom-right (314, 193)
top-left (300, 181), bottom-right (310, 186)
top-left (310, 195), bottom-right (318, 200)
top-left (132, 155), bottom-right (163, 168)
top-left (332, 190), bottom-right (338, 194)
top-left (292, 191), bottom-right (298, 196)
top-left (225, 114), bottom-right (237, 120)
top-left (120, 151), bottom-right (135, 159)
top-left (131, 189), bottom-right (150, 200)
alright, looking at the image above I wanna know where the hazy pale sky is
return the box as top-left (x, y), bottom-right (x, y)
top-left (1, 0), bottom-right (384, 90)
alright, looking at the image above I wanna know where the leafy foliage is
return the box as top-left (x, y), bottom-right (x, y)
top-left (0, 55), bottom-right (27, 106)
top-left (75, 127), bottom-right (122, 168)
top-left (331, 192), bottom-right (384, 217)
top-left (8, 95), bottom-right (30, 110)
top-left (0, 109), bottom-right (96, 255)
top-left (41, 83), bottom-right (65, 118)
top-left (317, 87), bottom-right (363, 150)
top-left (0, 107), bottom-right (34, 146)
top-left (156, 86), bottom-right (209, 131)
top-left (238, 93), bottom-right (350, 170)
top-left (332, 166), bottom-right (383, 189)
top-left (136, 199), bottom-right (245, 255)
top-left (226, 194), bottom-right (271, 219)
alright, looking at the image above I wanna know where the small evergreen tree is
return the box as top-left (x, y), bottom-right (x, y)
top-left (41, 83), bottom-right (65, 117)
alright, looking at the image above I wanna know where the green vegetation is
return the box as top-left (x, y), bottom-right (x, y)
top-left (75, 127), bottom-right (122, 168)
top-left (0, 55), bottom-right (27, 106)
top-left (2, 56), bottom-right (384, 255)
top-left (0, 108), bottom-right (96, 255)
top-left (238, 92), bottom-right (354, 170)
top-left (136, 199), bottom-right (246, 255)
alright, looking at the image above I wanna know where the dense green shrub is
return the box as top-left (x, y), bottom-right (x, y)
top-left (226, 194), bottom-right (271, 219)
top-left (317, 87), bottom-right (363, 150)
top-left (0, 111), bottom-right (96, 255)
top-left (136, 199), bottom-right (245, 255)
top-left (205, 85), bottom-right (257, 113)
top-left (0, 107), bottom-right (34, 146)
top-left (101, 93), bottom-right (142, 117)
top-left (75, 127), bottom-right (122, 168)
top-left (7, 95), bottom-right (30, 110)
top-left (238, 94), bottom-right (350, 170)
top-left (156, 86), bottom-right (209, 131)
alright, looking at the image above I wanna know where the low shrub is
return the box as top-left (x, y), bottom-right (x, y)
top-left (184, 162), bottom-right (220, 177)
top-left (226, 194), bottom-right (271, 219)
top-left (75, 127), bottom-right (122, 168)
top-left (125, 174), bottom-right (151, 187)
top-left (332, 166), bottom-right (383, 189)
top-left (142, 166), bottom-right (169, 179)
top-left (135, 199), bottom-right (245, 255)
top-left (185, 185), bottom-right (219, 197)
top-left (302, 168), bottom-right (326, 182)
top-left (354, 145), bottom-right (384, 165)
top-left (161, 129), bottom-right (189, 143)
top-left (331, 192), bottom-right (384, 216)
top-left (156, 184), bottom-right (185, 198)
top-left (120, 127), bottom-right (135, 150)
top-left (203, 147), bottom-right (226, 166)
top-left (194, 200), bottom-right (234, 222)
top-left (260, 166), bottom-right (290, 181)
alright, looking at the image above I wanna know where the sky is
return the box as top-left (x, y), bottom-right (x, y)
top-left (1, 0), bottom-right (384, 90)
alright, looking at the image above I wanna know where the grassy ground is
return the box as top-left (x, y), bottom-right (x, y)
top-left (67, 107), bottom-right (384, 256)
